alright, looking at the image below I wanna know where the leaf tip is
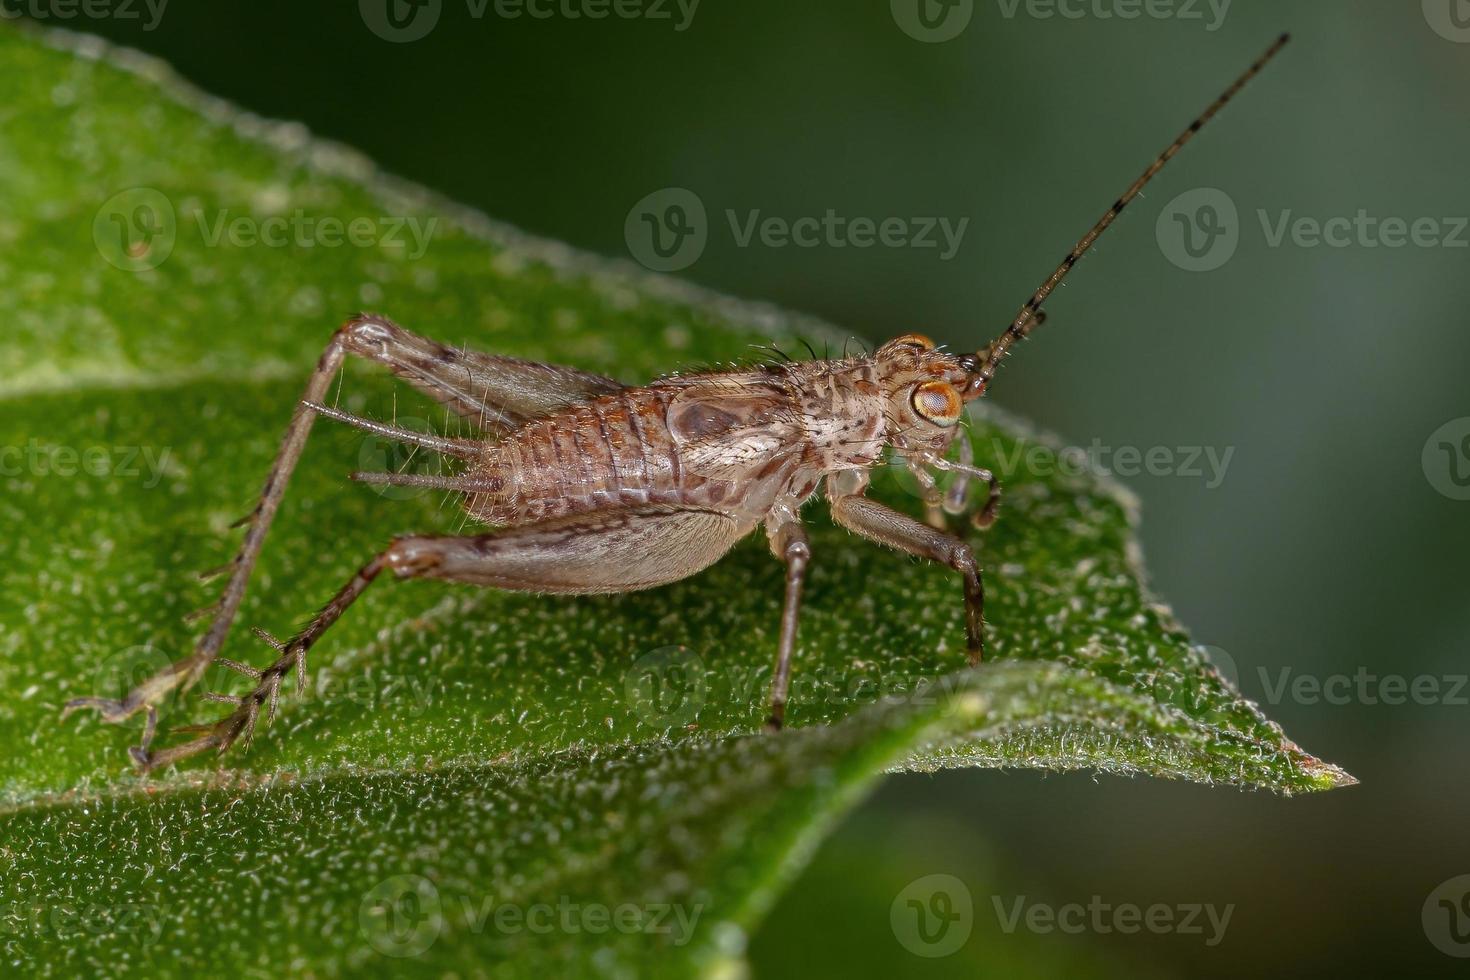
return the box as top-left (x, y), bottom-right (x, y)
top-left (1302, 758), bottom-right (1359, 792)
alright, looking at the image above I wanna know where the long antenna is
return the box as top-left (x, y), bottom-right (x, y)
top-left (964, 33), bottom-right (1291, 397)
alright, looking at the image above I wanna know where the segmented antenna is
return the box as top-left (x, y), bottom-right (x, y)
top-left (965, 33), bottom-right (1291, 396)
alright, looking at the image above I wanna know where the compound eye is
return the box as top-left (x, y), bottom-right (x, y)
top-left (911, 380), bottom-right (962, 427)
top-left (891, 333), bottom-right (935, 350)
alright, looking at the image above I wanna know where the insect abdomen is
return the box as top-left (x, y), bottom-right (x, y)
top-left (467, 388), bottom-right (689, 524)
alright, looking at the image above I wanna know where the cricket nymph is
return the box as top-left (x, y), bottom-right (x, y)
top-left (465, 335), bottom-right (969, 535)
top-left (64, 35), bottom-right (1290, 772)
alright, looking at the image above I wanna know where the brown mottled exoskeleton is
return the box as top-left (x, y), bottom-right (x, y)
top-left (66, 36), bottom-right (1290, 771)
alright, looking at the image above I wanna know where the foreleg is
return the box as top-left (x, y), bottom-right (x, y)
top-left (830, 493), bottom-right (986, 665)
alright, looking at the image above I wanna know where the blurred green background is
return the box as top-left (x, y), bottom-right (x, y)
top-left (20, 0), bottom-right (1469, 975)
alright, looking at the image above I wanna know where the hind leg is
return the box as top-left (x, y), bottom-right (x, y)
top-left (65, 314), bottom-right (619, 760)
top-left (134, 506), bottom-right (748, 772)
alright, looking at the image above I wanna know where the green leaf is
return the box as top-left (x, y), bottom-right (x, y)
top-left (0, 24), bottom-right (1351, 978)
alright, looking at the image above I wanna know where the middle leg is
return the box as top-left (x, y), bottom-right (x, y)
top-left (763, 512), bottom-right (810, 732)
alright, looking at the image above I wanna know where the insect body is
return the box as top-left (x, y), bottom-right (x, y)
top-left (65, 36), bottom-right (1291, 771)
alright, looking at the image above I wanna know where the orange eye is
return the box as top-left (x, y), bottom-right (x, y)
top-left (891, 333), bottom-right (935, 350)
top-left (911, 381), bottom-right (962, 427)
